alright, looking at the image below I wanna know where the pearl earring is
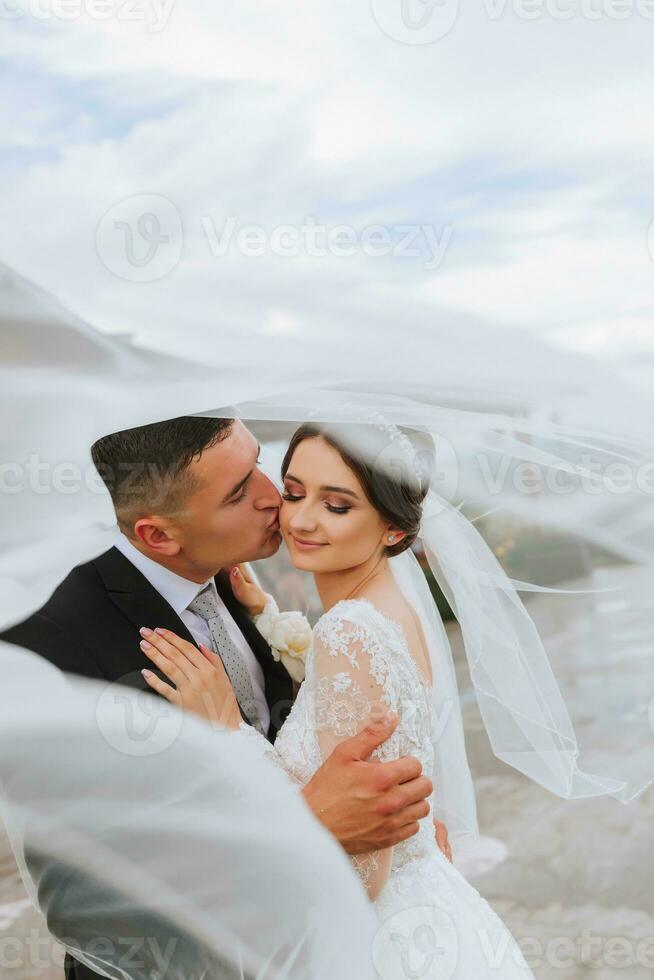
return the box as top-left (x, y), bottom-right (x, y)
top-left (387, 534), bottom-right (395, 543)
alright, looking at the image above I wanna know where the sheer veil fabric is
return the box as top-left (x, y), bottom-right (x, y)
top-left (1, 262), bottom-right (653, 976)
top-left (0, 645), bottom-right (379, 980)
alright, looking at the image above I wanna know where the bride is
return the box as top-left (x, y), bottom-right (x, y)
top-left (140, 420), bottom-right (536, 979)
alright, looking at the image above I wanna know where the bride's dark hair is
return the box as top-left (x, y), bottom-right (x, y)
top-left (281, 422), bottom-right (433, 557)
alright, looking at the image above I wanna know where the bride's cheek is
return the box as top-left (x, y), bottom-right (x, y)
top-left (278, 501), bottom-right (290, 531)
top-left (335, 514), bottom-right (358, 548)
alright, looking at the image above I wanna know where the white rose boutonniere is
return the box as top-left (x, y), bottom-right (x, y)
top-left (254, 597), bottom-right (311, 683)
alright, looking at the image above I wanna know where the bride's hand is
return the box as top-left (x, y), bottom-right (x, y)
top-left (139, 627), bottom-right (242, 730)
top-left (226, 563), bottom-right (269, 616)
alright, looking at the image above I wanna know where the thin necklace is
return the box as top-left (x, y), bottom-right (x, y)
top-left (344, 556), bottom-right (387, 601)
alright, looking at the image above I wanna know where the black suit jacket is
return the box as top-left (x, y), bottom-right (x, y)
top-left (1, 546), bottom-right (294, 980)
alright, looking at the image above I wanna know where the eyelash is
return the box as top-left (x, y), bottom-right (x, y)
top-left (230, 486), bottom-right (248, 505)
top-left (281, 491), bottom-right (351, 514)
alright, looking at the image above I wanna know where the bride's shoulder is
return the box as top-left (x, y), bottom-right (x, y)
top-left (312, 601), bottom-right (404, 685)
top-left (314, 598), bottom-right (397, 649)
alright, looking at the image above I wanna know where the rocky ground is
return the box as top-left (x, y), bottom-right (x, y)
top-left (454, 564), bottom-right (654, 979)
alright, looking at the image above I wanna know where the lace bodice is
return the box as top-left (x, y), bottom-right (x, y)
top-left (242, 598), bottom-right (437, 896)
top-left (238, 600), bottom-right (537, 977)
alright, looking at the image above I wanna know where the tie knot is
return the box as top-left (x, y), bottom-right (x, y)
top-left (187, 582), bottom-right (220, 622)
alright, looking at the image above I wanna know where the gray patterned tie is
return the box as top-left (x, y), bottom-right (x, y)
top-left (188, 583), bottom-right (265, 735)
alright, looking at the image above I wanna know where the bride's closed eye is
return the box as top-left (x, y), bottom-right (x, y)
top-left (281, 490), bottom-right (351, 515)
top-left (324, 501), bottom-right (351, 514)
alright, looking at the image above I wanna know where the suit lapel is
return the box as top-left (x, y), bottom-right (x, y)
top-left (94, 547), bottom-right (197, 645)
top-left (94, 548), bottom-right (293, 741)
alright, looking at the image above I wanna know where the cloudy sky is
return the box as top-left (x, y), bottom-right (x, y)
top-left (1, 0), bottom-right (653, 386)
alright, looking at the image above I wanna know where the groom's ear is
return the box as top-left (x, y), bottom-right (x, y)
top-left (133, 517), bottom-right (181, 556)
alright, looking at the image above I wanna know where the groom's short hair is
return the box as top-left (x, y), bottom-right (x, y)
top-left (91, 416), bottom-right (234, 534)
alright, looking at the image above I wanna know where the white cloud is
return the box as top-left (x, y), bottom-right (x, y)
top-left (0, 0), bottom-right (652, 373)
top-left (420, 232), bottom-right (653, 331)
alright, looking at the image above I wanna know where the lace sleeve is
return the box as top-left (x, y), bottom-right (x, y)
top-left (312, 610), bottom-right (401, 901)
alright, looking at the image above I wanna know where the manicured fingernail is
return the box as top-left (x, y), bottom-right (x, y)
top-left (154, 627), bottom-right (166, 635)
top-left (141, 669), bottom-right (153, 678)
top-left (140, 640), bottom-right (152, 651)
top-left (139, 627), bottom-right (153, 636)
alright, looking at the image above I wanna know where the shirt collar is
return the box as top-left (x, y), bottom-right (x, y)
top-left (113, 532), bottom-right (213, 616)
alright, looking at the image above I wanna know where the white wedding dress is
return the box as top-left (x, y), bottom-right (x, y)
top-left (239, 598), bottom-right (535, 979)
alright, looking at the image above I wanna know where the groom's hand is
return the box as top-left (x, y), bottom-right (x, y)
top-left (434, 819), bottom-right (453, 862)
top-left (301, 712), bottom-right (432, 855)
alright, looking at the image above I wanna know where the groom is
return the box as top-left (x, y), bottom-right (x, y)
top-left (1, 415), bottom-right (441, 979)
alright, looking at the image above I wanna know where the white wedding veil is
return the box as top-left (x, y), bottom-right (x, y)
top-left (389, 489), bottom-right (627, 844)
top-left (389, 546), bottom-right (479, 841)
top-left (1, 262), bottom-right (653, 977)
top-left (0, 645), bottom-right (378, 980)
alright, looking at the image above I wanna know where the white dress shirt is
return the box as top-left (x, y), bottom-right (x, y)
top-left (114, 533), bottom-right (270, 733)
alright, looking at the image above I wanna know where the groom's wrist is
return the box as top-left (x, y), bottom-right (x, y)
top-left (300, 780), bottom-right (329, 828)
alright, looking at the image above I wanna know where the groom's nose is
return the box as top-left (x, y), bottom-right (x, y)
top-left (252, 469), bottom-right (282, 510)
